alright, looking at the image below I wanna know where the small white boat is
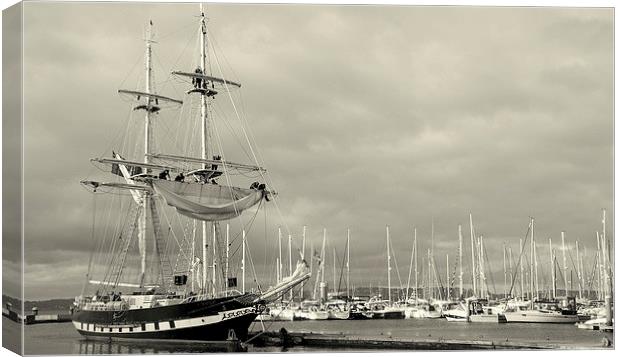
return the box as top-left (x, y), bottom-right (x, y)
top-left (443, 299), bottom-right (507, 323)
top-left (576, 317), bottom-right (614, 330)
top-left (298, 308), bottom-right (329, 320)
top-left (404, 303), bottom-right (443, 319)
top-left (504, 298), bottom-right (580, 324)
top-left (267, 306), bottom-right (295, 321)
top-left (326, 300), bottom-right (350, 320)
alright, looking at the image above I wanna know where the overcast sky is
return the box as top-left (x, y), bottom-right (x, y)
top-left (7, 2), bottom-right (613, 299)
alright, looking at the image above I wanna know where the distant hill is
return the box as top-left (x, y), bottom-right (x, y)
top-left (2, 294), bottom-right (74, 314)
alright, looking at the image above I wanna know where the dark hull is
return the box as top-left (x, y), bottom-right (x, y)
top-left (349, 311), bottom-right (372, 320)
top-left (76, 313), bottom-right (257, 341)
top-left (72, 293), bottom-right (263, 341)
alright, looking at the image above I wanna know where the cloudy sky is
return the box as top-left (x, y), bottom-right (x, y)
top-left (7, 2), bottom-right (613, 299)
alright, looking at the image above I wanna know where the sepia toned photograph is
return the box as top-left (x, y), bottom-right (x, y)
top-left (1, 0), bottom-right (615, 354)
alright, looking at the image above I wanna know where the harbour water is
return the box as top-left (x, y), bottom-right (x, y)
top-left (10, 316), bottom-right (611, 354)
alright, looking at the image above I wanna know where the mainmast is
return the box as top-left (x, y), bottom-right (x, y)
top-left (199, 5), bottom-right (211, 294)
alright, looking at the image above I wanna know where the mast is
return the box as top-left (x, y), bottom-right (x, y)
top-left (469, 213), bottom-right (476, 297)
top-left (212, 224), bottom-right (216, 296)
top-left (346, 228), bottom-right (350, 299)
top-left (414, 227), bottom-right (418, 302)
top-left (225, 223), bottom-right (229, 296)
top-left (602, 209), bottom-right (613, 326)
top-left (549, 238), bottom-right (556, 299)
top-left (561, 231), bottom-right (568, 295)
top-left (508, 246), bottom-right (513, 298)
top-left (479, 236), bottom-right (485, 299)
top-left (503, 242), bottom-right (507, 300)
top-left (300, 226), bottom-right (306, 301)
top-left (601, 209), bottom-right (607, 297)
top-left (530, 218), bottom-right (535, 301)
top-left (278, 227), bottom-right (282, 283)
top-left (138, 20), bottom-right (155, 288)
top-left (596, 231), bottom-right (602, 300)
top-left (427, 249), bottom-right (431, 300)
top-left (320, 229), bottom-right (327, 303)
top-left (576, 240), bottom-right (582, 300)
top-left (406, 227), bottom-right (415, 302)
top-left (199, 6), bottom-right (210, 295)
top-left (534, 240), bottom-right (539, 300)
top-left (458, 224), bottom-right (463, 299)
top-left (386, 225), bottom-right (391, 304)
top-left (242, 229), bottom-right (246, 293)
top-left (333, 248), bottom-right (337, 295)
top-left (446, 254), bottom-right (449, 300)
top-left (431, 217), bottom-right (435, 299)
top-left (519, 238), bottom-right (524, 300)
top-left (191, 221), bottom-right (196, 292)
top-left (289, 234), bottom-right (293, 300)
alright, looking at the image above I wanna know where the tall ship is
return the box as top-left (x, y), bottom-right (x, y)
top-left (72, 7), bottom-right (310, 341)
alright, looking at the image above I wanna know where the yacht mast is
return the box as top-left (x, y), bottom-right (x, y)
top-left (289, 234), bottom-right (293, 300)
top-left (406, 227), bottom-right (415, 302)
top-left (386, 225), bottom-right (391, 304)
top-left (446, 254), bottom-right (449, 300)
top-left (503, 242), bottom-right (507, 299)
top-left (549, 238), bottom-right (556, 299)
top-left (278, 227), bottom-right (283, 283)
top-left (519, 238), bottom-right (524, 300)
top-left (459, 224), bottom-right (463, 299)
top-left (333, 248), bottom-right (337, 295)
top-left (346, 228), bottom-right (350, 299)
top-left (561, 231), bottom-right (568, 295)
top-left (300, 225), bottom-right (306, 301)
top-left (596, 231), bottom-right (602, 300)
top-left (469, 213), bottom-right (476, 297)
top-left (601, 209), bottom-right (607, 297)
top-left (530, 218), bottom-right (535, 301)
top-left (576, 240), bottom-right (582, 300)
top-left (414, 227), bottom-right (418, 302)
top-left (479, 236), bottom-right (485, 299)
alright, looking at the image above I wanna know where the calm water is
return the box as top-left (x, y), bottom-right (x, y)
top-left (7, 316), bottom-right (612, 354)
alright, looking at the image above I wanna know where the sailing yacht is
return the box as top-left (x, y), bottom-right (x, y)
top-left (72, 9), bottom-right (309, 341)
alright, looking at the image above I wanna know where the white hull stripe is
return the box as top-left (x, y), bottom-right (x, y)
top-left (74, 307), bottom-right (257, 334)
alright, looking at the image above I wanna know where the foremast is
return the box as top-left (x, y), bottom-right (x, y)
top-left (140, 20), bottom-right (154, 288)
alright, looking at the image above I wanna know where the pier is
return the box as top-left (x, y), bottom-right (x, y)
top-left (246, 328), bottom-right (605, 350)
top-left (2, 304), bottom-right (72, 324)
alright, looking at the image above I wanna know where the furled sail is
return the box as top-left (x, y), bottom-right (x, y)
top-left (256, 261), bottom-right (311, 303)
top-left (152, 180), bottom-right (264, 221)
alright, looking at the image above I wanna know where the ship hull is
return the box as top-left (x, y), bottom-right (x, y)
top-left (72, 294), bottom-right (263, 341)
top-left (504, 311), bottom-right (580, 324)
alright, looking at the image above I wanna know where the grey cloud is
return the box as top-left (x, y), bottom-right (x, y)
top-left (18, 3), bottom-right (612, 299)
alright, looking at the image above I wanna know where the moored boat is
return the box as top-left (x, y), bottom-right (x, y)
top-left (72, 7), bottom-right (310, 341)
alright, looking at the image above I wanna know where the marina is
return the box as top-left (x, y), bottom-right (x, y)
top-left (3, 1), bottom-right (614, 354)
top-left (9, 315), bottom-right (613, 354)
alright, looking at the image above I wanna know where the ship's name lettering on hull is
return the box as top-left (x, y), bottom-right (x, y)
top-left (219, 307), bottom-right (256, 321)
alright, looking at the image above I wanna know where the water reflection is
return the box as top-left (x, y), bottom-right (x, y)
top-left (74, 338), bottom-right (242, 354)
